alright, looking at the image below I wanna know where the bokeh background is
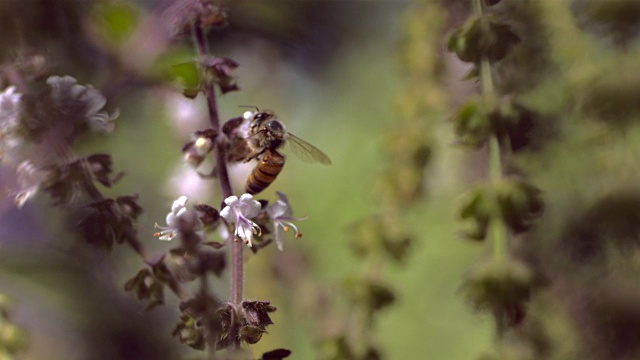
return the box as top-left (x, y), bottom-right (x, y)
top-left (2, 0), bottom-right (640, 359)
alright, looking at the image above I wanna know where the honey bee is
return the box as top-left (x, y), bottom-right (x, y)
top-left (242, 109), bottom-right (331, 194)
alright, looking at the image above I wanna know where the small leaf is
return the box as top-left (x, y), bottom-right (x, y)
top-left (93, 2), bottom-right (140, 45)
top-left (170, 61), bottom-right (201, 93)
top-left (241, 300), bottom-right (276, 327)
top-left (195, 251), bottom-right (226, 277)
top-left (202, 241), bottom-right (225, 249)
top-left (116, 194), bottom-right (143, 219)
top-left (201, 56), bottom-right (240, 94)
top-left (462, 258), bottom-right (538, 314)
top-left (194, 204), bottom-right (219, 226)
top-left (343, 278), bottom-right (395, 312)
top-left (172, 314), bottom-right (205, 350)
top-left (458, 186), bottom-right (492, 241)
top-left (496, 178), bottom-right (544, 233)
top-left (447, 16), bottom-right (520, 64)
top-left (183, 88), bottom-right (199, 99)
top-left (240, 325), bottom-right (265, 344)
top-left (124, 268), bottom-right (165, 311)
top-left (261, 348), bottom-right (292, 360)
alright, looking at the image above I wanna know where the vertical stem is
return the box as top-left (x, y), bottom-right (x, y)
top-left (472, 0), bottom-right (483, 18)
top-left (471, 0), bottom-right (507, 262)
top-left (471, 0), bottom-right (509, 339)
top-left (192, 20), bottom-right (243, 350)
top-left (482, 54), bottom-right (507, 263)
top-left (480, 60), bottom-right (494, 97)
top-left (488, 135), bottom-right (506, 262)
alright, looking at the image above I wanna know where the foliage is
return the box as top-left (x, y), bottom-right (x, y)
top-left (2, 0), bottom-right (640, 359)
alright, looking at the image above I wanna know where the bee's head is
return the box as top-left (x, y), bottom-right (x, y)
top-left (248, 110), bottom-right (280, 133)
top-left (263, 119), bottom-right (286, 136)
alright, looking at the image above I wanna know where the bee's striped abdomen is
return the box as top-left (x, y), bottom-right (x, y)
top-left (246, 150), bottom-right (285, 194)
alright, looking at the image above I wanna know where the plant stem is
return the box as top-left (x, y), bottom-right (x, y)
top-left (472, 0), bottom-right (483, 18)
top-left (488, 135), bottom-right (506, 262)
top-left (193, 20), bottom-right (243, 350)
top-left (472, 0), bottom-right (509, 339)
top-left (482, 62), bottom-right (507, 262)
top-left (471, 0), bottom-right (507, 262)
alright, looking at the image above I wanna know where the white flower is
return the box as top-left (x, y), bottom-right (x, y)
top-left (46, 75), bottom-right (118, 133)
top-left (14, 161), bottom-right (49, 208)
top-left (0, 86), bottom-right (21, 127)
top-left (220, 193), bottom-right (262, 247)
top-left (266, 191), bottom-right (307, 251)
top-left (0, 86), bottom-right (23, 160)
top-left (154, 195), bottom-right (202, 241)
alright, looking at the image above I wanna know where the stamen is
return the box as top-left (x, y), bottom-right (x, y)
top-left (295, 232), bottom-right (302, 239)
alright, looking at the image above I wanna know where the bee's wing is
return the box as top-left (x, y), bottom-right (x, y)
top-left (286, 133), bottom-right (332, 165)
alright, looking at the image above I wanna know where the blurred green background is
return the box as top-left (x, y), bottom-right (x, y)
top-left (0, 1), bottom-right (492, 359)
top-left (3, 0), bottom-right (640, 359)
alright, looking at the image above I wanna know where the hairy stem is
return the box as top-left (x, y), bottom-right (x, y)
top-left (471, 0), bottom-right (507, 262)
top-left (193, 20), bottom-right (243, 350)
top-left (472, 0), bottom-right (509, 338)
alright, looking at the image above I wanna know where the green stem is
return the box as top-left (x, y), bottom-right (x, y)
top-left (483, 61), bottom-right (506, 262)
top-left (480, 60), bottom-right (494, 97)
top-left (470, 1), bottom-right (512, 348)
top-left (472, 0), bottom-right (483, 16)
top-left (489, 135), bottom-right (506, 262)
top-left (471, 0), bottom-right (507, 263)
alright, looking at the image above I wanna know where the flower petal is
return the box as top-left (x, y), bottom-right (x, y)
top-left (266, 199), bottom-right (288, 218)
top-left (166, 212), bottom-right (176, 226)
top-left (274, 224), bottom-right (284, 251)
top-left (172, 196), bottom-right (188, 212)
top-left (219, 205), bottom-right (232, 221)
top-left (224, 195), bottom-right (239, 205)
top-left (275, 191), bottom-right (293, 217)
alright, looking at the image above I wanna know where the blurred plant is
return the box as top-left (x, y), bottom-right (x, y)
top-left (0, 0), bottom-right (336, 358)
top-left (0, 295), bottom-right (28, 359)
top-left (447, 0), bottom-right (547, 357)
top-left (6, 0), bottom-right (640, 359)
top-left (274, 2), bottom-right (447, 359)
top-left (447, 0), bottom-right (640, 359)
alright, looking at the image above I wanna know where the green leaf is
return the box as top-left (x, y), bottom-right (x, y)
top-left (93, 2), bottom-right (140, 45)
top-left (170, 61), bottom-right (201, 93)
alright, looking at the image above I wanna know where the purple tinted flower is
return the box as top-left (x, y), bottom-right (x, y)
top-left (155, 196), bottom-right (202, 241)
top-left (266, 191), bottom-right (307, 251)
top-left (220, 193), bottom-right (261, 247)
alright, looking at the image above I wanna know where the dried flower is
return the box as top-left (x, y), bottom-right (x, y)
top-left (266, 191), bottom-right (306, 251)
top-left (220, 194), bottom-right (261, 247)
top-left (155, 196), bottom-right (203, 241)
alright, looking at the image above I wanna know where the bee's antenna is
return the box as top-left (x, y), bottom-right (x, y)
top-left (238, 105), bottom-right (260, 112)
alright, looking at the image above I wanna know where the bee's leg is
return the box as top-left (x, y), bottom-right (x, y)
top-left (243, 148), bottom-right (266, 162)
